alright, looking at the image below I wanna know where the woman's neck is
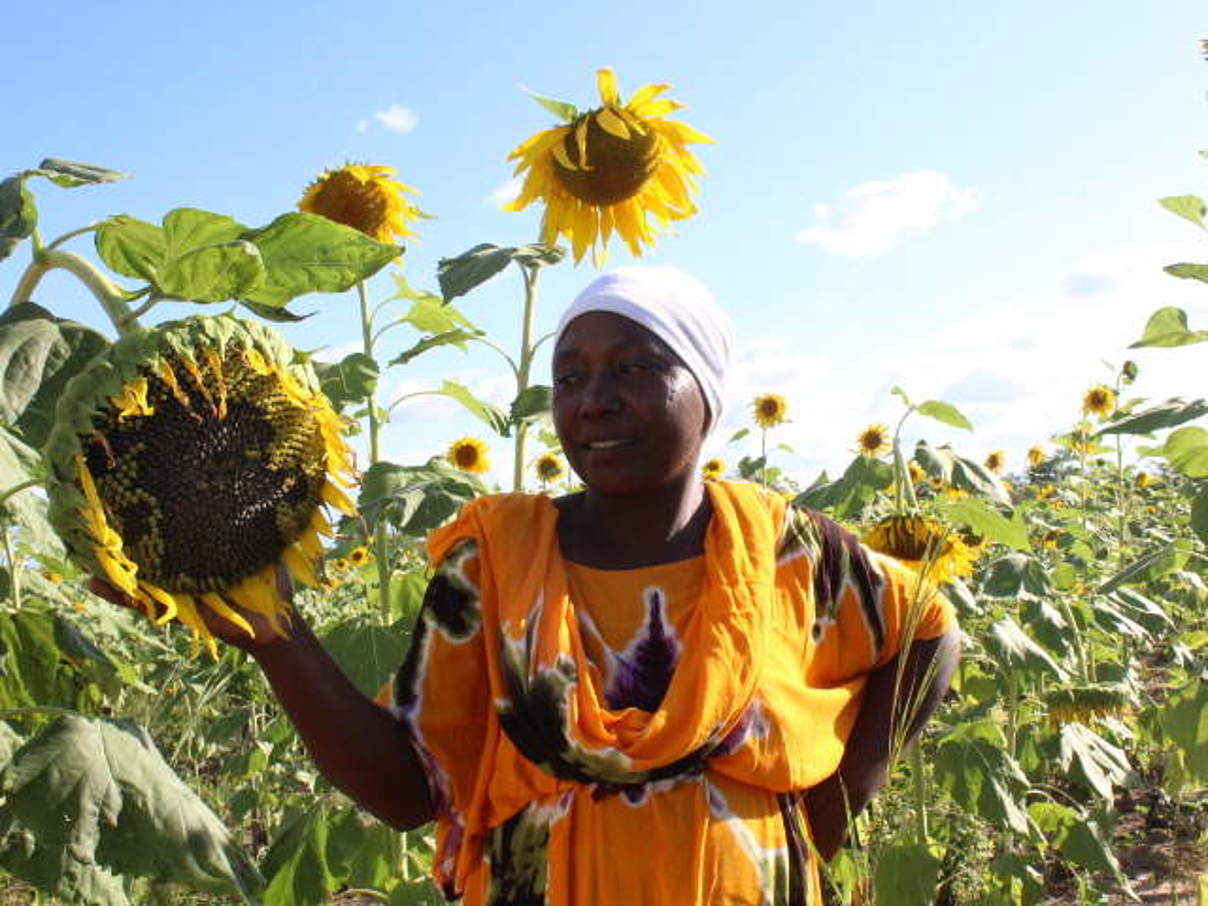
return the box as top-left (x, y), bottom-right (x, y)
top-left (556, 478), bottom-right (712, 569)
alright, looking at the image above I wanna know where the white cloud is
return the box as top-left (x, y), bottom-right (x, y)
top-left (373, 104), bottom-right (418, 134)
top-left (797, 170), bottom-right (982, 257)
top-left (355, 119), bottom-right (370, 134)
top-left (489, 176), bottom-right (523, 209)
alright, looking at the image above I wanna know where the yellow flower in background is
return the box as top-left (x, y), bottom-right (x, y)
top-left (1037, 484), bottom-right (1056, 500)
top-left (45, 317), bottom-right (356, 657)
top-left (348, 546), bottom-right (371, 567)
top-left (1027, 445), bottom-right (1046, 468)
top-left (863, 514), bottom-right (980, 586)
top-left (908, 462), bottom-right (926, 485)
top-left (535, 452), bottom-right (567, 484)
top-left (332, 557), bottom-right (351, 572)
top-left (447, 436), bottom-right (491, 473)
top-left (1070, 422), bottom-right (1097, 458)
top-left (1081, 384), bottom-right (1117, 419)
top-left (752, 393), bottom-right (789, 429)
top-left (701, 457), bottom-right (725, 481)
top-left (298, 163), bottom-right (423, 243)
top-left (984, 450), bottom-right (1006, 474)
top-left (506, 67), bottom-right (712, 263)
top-left (1134, 472), bottom-right (1154, 489)
top-left (854, 423), bottom-right (891, 458)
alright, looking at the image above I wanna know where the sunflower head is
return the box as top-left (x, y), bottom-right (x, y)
top-left (1027, 445), bottom-right (1046, 468)
top-left (535, 452), bottom-right (566, 484)
top-left (854, 424), bottom-right (890, 458)
top-left (907, 462), bottom-right (926, 485)
top-left (863, 514), bottom-right (979, 585)
top-left (752, 393), bottom-right (789, 429)
top-left (45, 316), bottom-right (356, 656)
top-left (1081, 384), bottom-right (1116, 419)
top-left (984, 450), bottom-right (1006, 474)
top-left (506, 67), bottom-right (711, 263)
top-left (298, 163), bottom-right (422, 244)
top-left (447, 437), bottom-right (490, 474)
top-left (348, 546), bottom-right (371, 567)
top-left (701, 457), bottom-right (725, 481)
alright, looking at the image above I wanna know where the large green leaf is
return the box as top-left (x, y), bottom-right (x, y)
top-left (1156, 679), bottom-right (1208, 783)
top-left (510, 385), bottom-right (552, 425)
top-left (913, 440), bottom-right (1009, 504)
top-left (798, 454), bottom-right (892, 519)
top-left (0, 715), bottom-right (263, 902)
top-left (872, 843), bottom-right (941, 906)
top-left (159, 239), bottom-right (263, 302)
top-left (1139, 425), bottom-right (1208, 477)
top-left (1097, 540), bottom-right (1193, 593)
top-left (260, 802), bottom-right (341, 906)
top-left (1027, 802), bottom-right (1128, 887)
top-left (936, 497), bottom-right (1030, 552)
top-left (1158, 194), bottom-right (1206, 226)
top-left (932, 719), bottom-right (1030, 832)
top-left (1164, 262), bottom-right (1208, 284)
top-left (984, 617), bottom-right (1068, 681)
top-left (0, 611), bottom-right (80, 711)
top-left (242, 212), bottom-right (401, 307)
top-left (1129, 306), bottom-right (1208, 348)
top-left (435, 380), bottom-right (510, 436)
top-left (94, 215), bottom-right (167, 281)
top-left (397, 286), bottom-right (477, 335)
top-left (359, 458), bottom-right (486, 537)
top-left (321, 617), bottom-right (414, 699)
top-left (1058, 722), bottom-right (1131, 799)
top-left (315, 353), bottom-right (380, 411)
top-left (0, 303), bottom-right (109, 448)
top-left (0, 428), bottom-right (62, 557)
top-left (437, 242), bottom-right (564, 303)
top-left (1097, 397), bottom-right (1208, 436)
top-left (981, 552), bottom-right (1050, 601)
top-left (0, 176), bottom-right (38, 263)
top-left (915, 399), bottom-right (972, 431)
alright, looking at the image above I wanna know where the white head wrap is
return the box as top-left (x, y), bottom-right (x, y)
top-left (555, 266), bottom-right (734, 433)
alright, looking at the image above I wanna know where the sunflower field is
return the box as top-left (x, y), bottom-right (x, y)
top-left (0, 62), bottom-right (1204, 906)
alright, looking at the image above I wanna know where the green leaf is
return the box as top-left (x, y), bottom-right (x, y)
top-left (261, 802), bottom-right (341, 906)
top-left (915, 399), bottom-right (973, 431)
top-left (873, 843), bottom-right (941, 906)
top-left (1159, 194), bottom-right (1206, 226)
top-left (0, 176), bottom-right (38, 263)
top-left (0, 303), bottom-right (109, 448)
top-left (913, 440), bottom-right (1009, 504)
top-left (936, 497), bottom-right (1031, 552)
top-left (321, 617), bottom-right (414, 699)
top-left (1097, 397), bottom-right (1208, 435)
top-left (359, 458), bottom-right (486, 537)
top-left (981, 552), bottom-right (1050, 600)
top-left (1058, 722), bottom-right (1131, 799)
top-left (238, 299), bottom-right (311, 322)
top-left (159, 239), bottom-right (264, 303)
top-left (932, 719), bottom-right (1031, 832)
top-left (243, 212), bottom-right (401, 307)
top-left (95, 215), bottom-right (167, 280)
top-left (435, 379), bottom-right (510, 436)
top-left (728, 428), bottom-right (750, 443)
top-left (510, 384), bottom-right (552, 424)
top-left (389, 328), bottom-right (480, 367)
top-left (398, 289), bottom-right (477, 335)
top-left (1191, 486), bottom-right (1208, 544)
top-left (984, 617), bottom-right (1068, 680)
top-left (988, 852), bottom-right (1046, 905)
top-left (1164, 262), bottom-right (1208, 284)
top-left (798, 454), bottom-right (892, 519)
top-left (1097, 540), bottom-right (1192, 593)
top-left (1156, 679), bottom-right (1208, 783)
top-left (0, 715), bottom-right (263, 902)
top-left (31, 158), bottom-right (128, 188)
top-left (314, 353), bottom-right (380, 411)
top-left (890, 385), bottom-right (913, 408)
top-left (437, 242), bottom-right (564, 303)
top-left (523, 88), bottom-right (580, 123)
top-left (1141, 425), bottom-right (1208, 477)
top-left (1027, 802), bottom-right (1128, 886)
top-left (0, 611), bottom-right (79, 711)
top-left (0, 428), bottom-right (62, 558)
top-left (1129, 306), bottom-right (1208, 348)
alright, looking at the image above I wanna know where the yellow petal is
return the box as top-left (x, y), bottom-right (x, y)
top-left (626, 83), bottom-right (670, 109)
top-left (551, 141), bottom-right (578, 172)
top-left (282, 544), bottom-right (319, 589)
top-left (200, 592), bottom-right (255, 639)
top-left (595, 107), bottom-right (631, 140)
top-left (628, 98), bottom-right (683, 119)
top-left (137, 581), bottom-right (179, 625)
top-left (596, 67), bottom-right (620, 106)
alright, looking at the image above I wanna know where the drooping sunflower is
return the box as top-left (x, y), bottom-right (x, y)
top-left (298, 163), bottom-right (423, 243)
top-left (701, 457), bottom-right (725, 481)
top-left (1027, 445), bottom-right (1046, 468)
top-left (752, 393), bottom-right (789, 429)
top-left (534, 452), bottom-right (566, 484)
top-left (1081, 384), bottom-right (1116, 419)
top-left (863, 514), bottom-right (980, 586)
top-left (984, 450), bottom-right (1006, 474)
top-left (854, 424), bottom-right (890, 458)
top-left (447, 437), bottom-right (490, 474)
top-left (45, 316), bottom-right (356, 656)
top-left (506, 67), bottom-right (712, 263)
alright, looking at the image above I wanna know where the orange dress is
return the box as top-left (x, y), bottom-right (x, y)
top-left (389, 481), bottom-right (954, 905)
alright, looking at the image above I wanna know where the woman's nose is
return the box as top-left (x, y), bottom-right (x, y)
top-left (579, 370), bottom-right (622, 417)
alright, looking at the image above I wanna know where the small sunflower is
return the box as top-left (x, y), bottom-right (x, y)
top-left (447, 437), bottom-right (490, 474)
top-left (46, 316), bottom-right (356, 657)
top-left (332, 557), bottom-right (351, 572)
top-left (1134, 472), bottom-right (1154, 489)
top-left (854, 423), bottom-right (891, 458)
top-left (1081, 385), bottom-right (1116, 419)
top-left (984, 450), bottom-right (1006, 474)
top-left (1027, 445), bottom-right (1046, 468)
top-left (298, 163), bottom-right (423, 243)
top-left (348, 546), bottom-right (371, 567)
top-left (1069, 423), bottom-right (1098, 458)
top-left (701, 457), bottom-right (725, 481)
top-left (1037, 484), bottom-right (1056, 500)
top-left (506, 67), bottom-right (711, 263)
top-left (534, 452), bottom-right (566, 484)
top-left (907, 462), bottom-right (926, 485)
top-left (752, 393), bottom-right (789, 429)
top-left (863, 514), bottom-right (980, 585)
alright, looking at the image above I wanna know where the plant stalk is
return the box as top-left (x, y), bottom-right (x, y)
top-left (10, 249), bottom-right (139, 335)
top-left (512, 265), bottom-right (540, 492)
top-left (909, 739), bottom-right (930, 844)
top-left (357, 281), bottom-right (382, 465)
top-left (2, 528), bottom-right (20, 611)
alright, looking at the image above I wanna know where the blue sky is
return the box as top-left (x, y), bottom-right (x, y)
top-left (5, 1), bottom-right (1206, 487)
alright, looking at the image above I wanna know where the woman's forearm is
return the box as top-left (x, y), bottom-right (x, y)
top-left (250, 618), bottom-right (435, 830)
top-left (805, 629), bottom-right (960, 860)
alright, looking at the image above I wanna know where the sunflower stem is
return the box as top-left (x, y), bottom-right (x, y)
top-left (512, 264), bottom-right (541, 492)
top-left (909, 739), bottom-right (930, 845)
top-left (2, 527), bottom-right (20, 611)
top-left (357, 281), bottom-right (382, 464)
top-left (9, 249), bottom-right (139, 335)
top-left (47, 222), bottom-right (102, 251)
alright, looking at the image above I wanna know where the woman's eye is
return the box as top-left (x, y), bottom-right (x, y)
top-left (619, 361), bottom-right (653, 375)
top-left (553, 373), bottom-right (580, 387)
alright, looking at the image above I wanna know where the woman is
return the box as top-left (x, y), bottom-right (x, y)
top-left (96, 267), bottom-right (958, 905)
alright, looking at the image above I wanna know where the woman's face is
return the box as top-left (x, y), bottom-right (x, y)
top-left (552, 312), bottom-right (708, 497)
